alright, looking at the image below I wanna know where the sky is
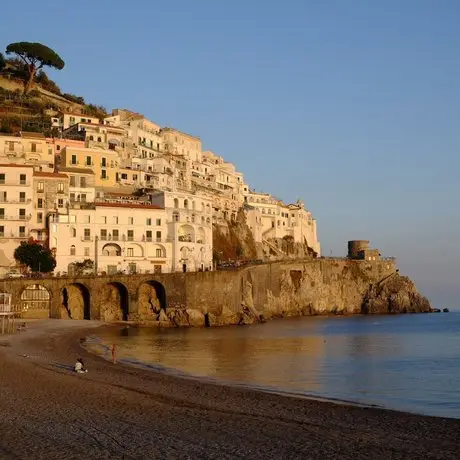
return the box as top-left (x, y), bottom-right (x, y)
top-left (1, 0), bottom-right (459, 308)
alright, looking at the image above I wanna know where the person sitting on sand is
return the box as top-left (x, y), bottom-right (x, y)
top-left (74, 358), bottom-right (88, 374)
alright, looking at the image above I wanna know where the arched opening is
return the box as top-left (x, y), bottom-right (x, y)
top-left (178, 224), bottom-right (195, 242)
top-left (197, 227), bottom-right (206, 244)
top-left (174, 198), bottom-right (179, 208)
top-left (137, 281), bottom-right (167, 318)
top-left (102, 243), bottom-right (122, 256)
top-left (62, 283), bottom-right (90, 320)
top-left (101, 282), bottom-right (129, 321)
top-left (184, 199), bottom-right (188, 209)
top-left (20, 285), bottom-right (51, 314)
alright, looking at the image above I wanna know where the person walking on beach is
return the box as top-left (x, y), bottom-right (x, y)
top-left (74, 358), bottom-right (88, 374)
top-left (111, 344), bottom-right (117, 364)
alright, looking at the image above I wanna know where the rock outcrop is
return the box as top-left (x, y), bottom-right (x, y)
top-left (361, 274), bottom-right (431, 314)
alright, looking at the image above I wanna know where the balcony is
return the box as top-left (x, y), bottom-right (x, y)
top-left (0, 198), bottom-right (32, 204)
top-left (178, 235), bottom-right (193, 243)
top-left (0, 214), bottom-right (32, 221)
top-left (81, 237), bottom-right (93, 242)
top-left (0, 181), bottom-right (31, 187)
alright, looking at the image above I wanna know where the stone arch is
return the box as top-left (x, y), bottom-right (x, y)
top-left (101, 282), bottom-right (129, 321)
top-left (125, 243), bottom-right (143, 257)
top-left (62, 283), bottom-right (90, 320)
top-left (137, 280), bottom-right (167, 319)
top-left (20, 284), bottom-right (51, 314)
top-left (102, 243), bottom-right (121, 256)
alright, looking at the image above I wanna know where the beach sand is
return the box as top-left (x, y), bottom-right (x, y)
top-left (0, 320), bottom-right (459, 459)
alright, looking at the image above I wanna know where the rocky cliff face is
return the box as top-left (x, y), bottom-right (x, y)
top-left (136, 260), bottom-right (432, 328)
top-left (362, 274), bottom-right (431, 314)
top-left (212, 210), bottom-right (258, 262)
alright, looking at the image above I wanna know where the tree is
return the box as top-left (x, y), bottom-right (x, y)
top-left (5, 42), bottom-right (65, 94)
top-left (14, 241), bottom-right (56, 273)
top-left (0, 53), bottom-right (5, 72)
top-left (71, 259), bottom-right (94, 276)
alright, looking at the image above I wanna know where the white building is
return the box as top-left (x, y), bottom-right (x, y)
top-left (49, 202), bottom-right (171, 275)
top-left (0, 164), bottom-right (35, 274)
top-left (149, 190), bottom-right (213, 272)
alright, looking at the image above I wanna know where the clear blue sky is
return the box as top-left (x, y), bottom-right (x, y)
top-left (1, 1), bottom-right (459, 308)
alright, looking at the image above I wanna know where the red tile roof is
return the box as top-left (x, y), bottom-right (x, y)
top-left (33, 172), bottom-right (68, 178)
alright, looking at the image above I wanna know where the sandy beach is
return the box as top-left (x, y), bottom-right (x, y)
top-left (0, 320), bottom-right (459, 459)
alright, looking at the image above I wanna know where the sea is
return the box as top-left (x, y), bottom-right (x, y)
top-left (86, 312), bottom-right (460, 419)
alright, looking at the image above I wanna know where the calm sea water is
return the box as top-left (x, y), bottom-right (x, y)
top-left (88, 312), bottom-right (460, 418)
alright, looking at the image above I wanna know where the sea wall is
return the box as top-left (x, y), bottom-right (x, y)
top-left (1, 258), bottom-right (431, 326)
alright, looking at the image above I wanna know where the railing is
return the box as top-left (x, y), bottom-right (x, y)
top-left (178, 235), bottom-right (193, 242)
top-left (0, 233), bottom-right (27, 239)
top-left (0, 181), bottom-right (31, 186)
top-left (0, 199), bottom-right (31, 204)
top-left (81, 237), bottom-right (93, 242)
top-left (0, 214), bottom-right (31, 221)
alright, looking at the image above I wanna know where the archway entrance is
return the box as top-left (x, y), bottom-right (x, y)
top-left (137, 281), bottom-right (167, 319)
top-left (20, 285), bottom-right (51, 314)
top-left (101, 282), bottom-right (129, 321)
top-left (62, 283), bottom-right (90, 320)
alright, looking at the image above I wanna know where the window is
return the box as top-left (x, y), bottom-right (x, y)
top-left (128, 263), bottom-right (137, 274)
top-left (127, 248), bottom-right (134, 257)
top-left (37, 212), bottom-right (43, 224)
top-left (31, 143), bottom-right (37, 153)
top-left (57, 182), bottom-right (64, 193)
top-left (71, 155), bottom-right (77, 165)
top-left (19, 209), bottom-right (26, 219)
top-left (113, 216), bottom-right (118, 224)
top-left (146, 218), bottom-right (152, 225)
top-left (19, 226), bottom-right (25, 237)
top-left (58, 199), bottom-right (64, 208)
top-left (0, 225), bottom-right (3, 237)
top-left (156, 218), bottom-right (161, 226)
top-left (0, 174), bottom-right (4, 184)
top-left (184, 199), bottom-right (188, 209)
top-left (0, 208), bottom-right (4, 218)
top-left (19, 192), bottom-right (26, 203)
top-left (100, 229), bottom-right (107, 240)
top-left (70, 245), bottom-right (76, 256)
top-left (128, 217), bottom-right (134, 225)
top-left (101, 157), bottom-right (107, 167)
top-left (156, 248), bottom-right (163, 257)
top-left (81, 194), bottom-right (87, 202)
top-left (8, 142), bottom-right (14, 152)
top-left (127, 230), bottom-right (134, 241)
top-left (37, 198), bottom-right (43, 209)
top-left (56, 145), bottom-right (60, 151)
top-left (19, 174), bottom-right (26, 185)
top-left (69, 176), bottom-right (76, 187)
top-left (80, 177), bottom-right (86, 188)
top-left (102, 216), bottom-right (107, 224)
top-left (86, 156), bottom-right (92, 166)
top-left (101, 170), bottom-right (107, 179)
top-left (133, 174), bottom-right (138, 181)
top-left (89, 136), bottom-right (94, 141)
top-left (97, 137), bottom-right (102, 143)
top-left (174, 198), bottom-right (179, 209)
top-left (84, 215), bottom-right (90, 223)
top-left (112, 229), bottom-right (119, 241)
top-left (84, 247), bottom-right (90, 257)
top-left (156, 231), bottom-right (161, 242)
top-left (71, 227), bottom-right (76, 238)
top-left (70, 193), bottom-right (75, 202)
top-left (146, 230), bottom-right (152, 242)
top-left (84, 228), bottom-right (91, 241)
top-left (173, 212), bottom-right (179, 222)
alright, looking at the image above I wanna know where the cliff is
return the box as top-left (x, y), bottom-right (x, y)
top-left (135, 259), bottom-right (432, 327)
top-left (212, 210), bottom-right (258, 262)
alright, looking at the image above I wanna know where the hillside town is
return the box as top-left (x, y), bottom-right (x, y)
top-left (0, 107), bottom-right (320, 276)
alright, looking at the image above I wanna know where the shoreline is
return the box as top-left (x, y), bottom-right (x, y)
top-left (1, 320), bottom-right (460, 459)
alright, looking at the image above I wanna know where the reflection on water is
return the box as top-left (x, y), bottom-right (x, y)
top-left (91, 313), bottom-right (460, 418)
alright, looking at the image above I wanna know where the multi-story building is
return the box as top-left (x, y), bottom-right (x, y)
top-left (31, 171), bottom-right (69, 243)
top-left (60, 146), bottom-right (119, 188)
top-left (149, 190), bottom-right (213, 272)
top-left (0, 164), bottom-right (34, 273)
top-left (0, 133), bottom-right (55, 172)
top-left (49, 202), bottom-right (170, 275)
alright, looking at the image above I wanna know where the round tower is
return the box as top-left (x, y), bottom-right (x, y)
top-left (347, 240), bottom-right (369, 259)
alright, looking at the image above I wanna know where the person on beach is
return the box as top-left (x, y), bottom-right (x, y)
top-left (111, 344), bottom-right (117, 364)
top-left (74, 358), bottom-right (88, 374)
